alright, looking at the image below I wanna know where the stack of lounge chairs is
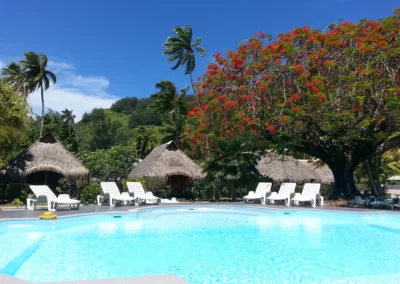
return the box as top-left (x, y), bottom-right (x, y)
top-left (26, 181), bottom-right (175, 211)
top-left (243, 182), bottom-right (324, 207)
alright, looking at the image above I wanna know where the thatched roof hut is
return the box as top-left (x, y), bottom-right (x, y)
top-left (128, 141), bottom-right (203, 196)
top-left (257, 153), bottom-right (334, 184)
top-left (1, 133), bottom-right (89, 186)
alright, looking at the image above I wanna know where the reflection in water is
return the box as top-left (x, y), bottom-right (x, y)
top-left (303, 218), bottom-right (321, 233)
top-left (124, 221), bottom-right (143, 231)
top-left (255, 216), bottom-right (274, 231)
top-left (99, 222), bottom-right (117, 234)
top-left (280, 217), bottom-right (300, 229)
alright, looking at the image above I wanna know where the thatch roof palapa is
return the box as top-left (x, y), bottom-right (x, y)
top-left (128, 141), bottom-right (204, 180)
top-left (1, 133), bottom-right (90, 182)
top-left (256, 153), bottom-right (334, 184)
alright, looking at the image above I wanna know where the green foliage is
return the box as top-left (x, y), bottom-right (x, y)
top-left (128, 110), bottom-right (162, 129)
top-left (56, 178), bottom-right (70, 195)
top-left (133, 126), bottom-right (157, 159)
top-left (192, 180), bottom-right (217, 201)
top-left (18, 52), bottom-right (57, 137)
top-left (6, 183), bottom-right (30, 204)
top-left (203, 139), bottom-right (261, 201)
top-left (121, 178), bottom-right (146, 192)
top-left (163, 25), bottom-right (206, 90)
top-left (0, 80), bottom-right (30, 164)
top-left (89, 109), bottom-right (121, 150)
top-left (149, 81), bottom-right (188, 147)
top-left (111, 97), bottom-right (139, 114)
top-left (320, 184), bottom-right (334, 199)
top-left (80, 145), bottom-right (137, 182)
top-left (10, 198), bottom-right (24, 207)
top-left (81, 183), bottom-right (102, 205)
top-left (144, 178), bottom-right (168, 198)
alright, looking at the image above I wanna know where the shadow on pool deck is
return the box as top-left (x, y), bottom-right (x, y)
top-left (0, 274), bottom-right (189, 284)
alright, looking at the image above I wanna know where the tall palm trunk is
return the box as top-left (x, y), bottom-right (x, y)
top-left (190, 72), bottom-right (195, 95)
top-left (40, 83), bottom-right (44, 138)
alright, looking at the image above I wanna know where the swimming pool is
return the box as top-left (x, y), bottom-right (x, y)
top-left (0, 206), bottom-right (399, 283)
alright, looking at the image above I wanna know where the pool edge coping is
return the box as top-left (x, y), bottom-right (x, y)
top-left (1, 203), bottom-right (399, 222)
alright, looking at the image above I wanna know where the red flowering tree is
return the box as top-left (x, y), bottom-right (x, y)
top-left (185, 10), bottom-right (400, 197)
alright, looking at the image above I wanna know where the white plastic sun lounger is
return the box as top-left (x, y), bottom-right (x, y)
top-left (161, 197), bottom-right (179, 203)
top-left (291, 183), bottom-right (323, 207)
top-left (266, 183), bottom-right (296, 206)
top-left (98, 182), bottom-right (136, 207)
top-left (243, 182), bottom-right (272, 204)
top-left (127, 182), bottom-right (160, 205)
top-left (27, 185), bottom-right (81, 212)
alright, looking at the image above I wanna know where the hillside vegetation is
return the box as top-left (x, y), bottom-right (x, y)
top-left (76, 95), bottom-right (195, 150)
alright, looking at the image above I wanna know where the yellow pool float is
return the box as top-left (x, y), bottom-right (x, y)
top-left (39, 212), bottom-right (57, 220)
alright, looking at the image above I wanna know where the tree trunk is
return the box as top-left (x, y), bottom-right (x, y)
top-left (40, 83), bottom-right (45, 138)
top-left (328, 161), bottom-right (360, 198)
top-left (189, 72), bottom-right (195, 94)
top-left (365, 160), bottom-right (379, 195)
top-left (174, 111), bottom-right (180, 148)
top-left (374, 156), bottom-right (381, 194)
top-left (229, 180), bottom-right (236, 201)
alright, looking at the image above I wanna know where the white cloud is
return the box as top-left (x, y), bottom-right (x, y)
top-left (28, 60), bottom-right (118, 120)
top-left (0, 60), bottom-right (5, 69)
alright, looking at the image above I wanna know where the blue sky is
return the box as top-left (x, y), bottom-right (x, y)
top-left (0, 0), bottom-right (398, 119)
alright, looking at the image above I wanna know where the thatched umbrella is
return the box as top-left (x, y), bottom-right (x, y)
top-left (1, 133), bottom-right (89, 184)
top-left (256, 153), bottom-right (333, 184)
top-left (128, 140), bottom-right (204, 180)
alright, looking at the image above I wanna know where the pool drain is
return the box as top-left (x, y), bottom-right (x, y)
top-left (113, 215), bottom-right (122, 218)
top-left (189, 208), bottom-right (195, 211)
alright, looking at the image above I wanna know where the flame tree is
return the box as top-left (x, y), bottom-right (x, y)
top-left (185, 10), bottom-right (400, 197)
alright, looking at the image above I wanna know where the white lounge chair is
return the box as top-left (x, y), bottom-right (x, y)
top-left (161, 197), bottom-right (179, 203)
top-left (98, 182), bottom-right (136, 207)
top-left (243, 182), bottom-right (272, 204)
top-left (266, 183), bottom-right (296, 206)
top-left (27, 185), bottom-right (81, 212)
top-left (291, 183), bottom-right (323, 208)
top-left (126, 182), bottom-right (160, 205)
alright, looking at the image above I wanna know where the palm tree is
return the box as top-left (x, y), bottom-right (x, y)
top-left (203, 140), bottom-right (261, 201)
top-left (1, 62), bottom-right (30, 97)
top-left (163, 25), bottom-right (206, 92)
top-left (19, 52), bottom-right (56, 138)
top-left (61, 109), bottom-right (79, 152)
top-left (149, 80), bottom-right (188, 147)
top-left (133, 126), bottom-right (157, 159)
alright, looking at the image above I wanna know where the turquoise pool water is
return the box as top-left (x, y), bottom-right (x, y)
top-left (0, 207), bottom-right (399, 283)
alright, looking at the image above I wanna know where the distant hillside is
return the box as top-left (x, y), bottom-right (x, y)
top-left (76, 95), bottom-right (195, 150)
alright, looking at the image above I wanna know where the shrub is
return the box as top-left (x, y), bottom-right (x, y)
top-left (145, 178), bottom-right (166, 192)
top-left (80, 183), bottom-right (102, 205)
top-left (320, 184), bottom-right (334, 199)
top-left (80, 145), bottom-right (137, 182)
top-left (6, 183), bottom-right (30, 204)
top-left (56, 178), bottom-right (88, 199)
top-left (56, 178), bottom-right (70, 195)
top-left (10, 198), bottom-right (24, 207)
top-left (121, 178), bottom-right (147, 192)
top-left (144, 178), bottom-right (170, 198)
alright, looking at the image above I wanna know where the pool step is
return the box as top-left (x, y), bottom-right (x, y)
top-left (0, 238), bottom-right (42, 276)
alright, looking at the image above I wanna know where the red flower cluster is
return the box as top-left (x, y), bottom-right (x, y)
top-left (292, 106), bottom-right (301, 113)
top-left (232, 57), bottom-right (245, 69)
top-left (291, 93), bottom-right (301, 100)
